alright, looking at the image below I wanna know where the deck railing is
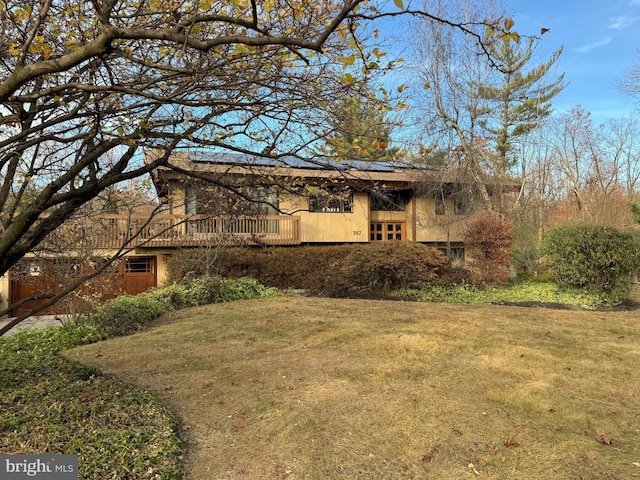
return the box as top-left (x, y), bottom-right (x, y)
top-left (89, 214), bottom-right (301, 248)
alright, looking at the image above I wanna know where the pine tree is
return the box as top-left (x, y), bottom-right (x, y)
top-left (475, 37), bottom-right (566, 174)
top-left (326, 97), bottom-right (398, 161)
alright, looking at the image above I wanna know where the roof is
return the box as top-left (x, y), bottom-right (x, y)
top-left (150, 150), bottom-right (519, 191)
top-left (187, 151), bottom-right (405, 173)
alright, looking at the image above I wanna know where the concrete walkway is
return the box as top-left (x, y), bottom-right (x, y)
top-left (0, 315), bottom-right (69, 337)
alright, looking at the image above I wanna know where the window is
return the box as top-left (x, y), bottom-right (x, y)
top-left (93, 258), bottom-right (120, 274)
top-left (185, 185), bottom-right (199, 215)
top-left (454, 195), bottom-right (470, 215)
top-left (371, 190), bottom-right (406, 211)
top-left (185, 184), bottom-right (280, 216)
top-left (370, 222), bottom-right (405, 241)
top-left (125, 257), bottom-right (154, 273)
top-left (438, 247), bottom-right (465, 261)
top-left (309, 189), bottom-right (353, 213)
top-left (53, 259), bottom-right (82, 277)
top-left (435, 192), bottom-right (445, 215)
top-left (249, 188), bottom-right (279, 216)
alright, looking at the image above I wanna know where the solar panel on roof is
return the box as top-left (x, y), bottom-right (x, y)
top-left (188, 151), bottom-right (401, 172)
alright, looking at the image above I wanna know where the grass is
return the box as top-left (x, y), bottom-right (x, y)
top-left (394, 280), bottom-right (623, 308)
top-left (64, 296), bottom-right (640, 479)
top-left (0, 276), bottom-right (286, 479)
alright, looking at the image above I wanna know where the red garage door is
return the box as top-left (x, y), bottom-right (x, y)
top-left (9, 256), bottom-right (157, 317)
top-left (122, 256), bottom-right (157, 296)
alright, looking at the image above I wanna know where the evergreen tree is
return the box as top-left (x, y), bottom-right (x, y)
top-left (475, 36), bottom-right (566, 174)
top-left (326, 97), bottom-right (398, 161)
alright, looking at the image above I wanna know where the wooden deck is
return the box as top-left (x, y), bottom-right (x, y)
top-left (90, 214), bottom-right (302, 248)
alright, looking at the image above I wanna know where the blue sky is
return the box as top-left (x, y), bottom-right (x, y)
top-left (513, 0), bottom-right (640, 122)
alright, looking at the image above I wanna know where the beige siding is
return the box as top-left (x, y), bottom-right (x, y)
top-left (280, 191), bottom-right (369, 243)
top-left (0, 274), bottom-right (8, 317)
top-left (149, 250), bottom-right (171, 286)
top-left (414, 196), bottom-right (468, 243)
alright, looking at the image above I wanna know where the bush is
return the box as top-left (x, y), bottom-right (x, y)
top-left (84, 294), bottom-right (167, 337)
top-left (167, 244), bottom-right (458, 296)
top-left (463, 214), bottom-right (514, 284)
top-left (83, 276), bottom-right (281, 337)
top-left (167, 246), bottom-right (355, 293)
top-left (324, 242), bottom-right (450, 297)
top-left (209, 277), bottom-right (281, 302)
top-left (542, 223), bottom-right (640, 302)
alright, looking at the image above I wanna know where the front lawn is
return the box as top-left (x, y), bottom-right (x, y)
top-left (65, 297), bottom-right (640, 479)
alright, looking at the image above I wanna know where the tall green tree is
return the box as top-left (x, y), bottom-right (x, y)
top-left (410, 0), bottom-right (508, 210)
top-left (325, 97), bottom-right (399, 161)
top-left (410, 0), bottom-right (564, 211)
top-left (475, 35), bottom-right (566, 174)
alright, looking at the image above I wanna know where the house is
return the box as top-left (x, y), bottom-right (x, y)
top-left (1, 151), bottom-right (515, 317)
top-left (145, 151), bottom-right (514, 255)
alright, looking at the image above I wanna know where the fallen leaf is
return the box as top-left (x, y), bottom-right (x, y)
top-left (422, 443), bottom-right (440, 463)
top-left (504, 437), bottom-right (522, 448)
top-left (596, 435), bottom-right (613, 445)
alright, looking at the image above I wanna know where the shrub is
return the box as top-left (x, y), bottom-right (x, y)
top-left (542, 223), bottom-right (640, 302)
top-left (211, 276), bottom-right (281, 302)
top-left (148, 282), bottom-right (196, 309)
top-left (167, 245), bottom-right (357, 292)
top-left (324, 242), bottom-right (449, 297)
top-left (167, 245), bottom-right (458, 295)
top-left (463, 214), bottom-right (514, 284)
top-left (83, 276), bottom-right (282, 337)
top-left (84, 293), bottom-right (166, 337)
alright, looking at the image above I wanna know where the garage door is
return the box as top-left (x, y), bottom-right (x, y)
top-left (9, 256), bottom-right (157, 317)
top-left (122, 256), bottom-right (157, 295)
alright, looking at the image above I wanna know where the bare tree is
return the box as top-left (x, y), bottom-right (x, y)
top-left (536, 108), bottom-right (640, 228)
top-left (408, 0), bottom-right (564, 215)
top-left (409, 0), bottom-right (506, 210)
top-left (617, 50), bottom-right (640, 100)
top-left (603, 115), bottom-right (640, 198)
top-left (0, 0), bottom-right (519, 332)
top-left (1, 0), bottom-right (369, 280)
top-left (548, 107), bottom-right (593, 217)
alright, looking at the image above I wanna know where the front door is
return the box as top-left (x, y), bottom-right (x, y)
top-left (370, 222), bottom-right (405, 242)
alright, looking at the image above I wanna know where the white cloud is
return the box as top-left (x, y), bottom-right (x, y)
top-left (609, 15), bottom-right (640, 29)
top-left (575, 37), bottom-right (612, 54)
